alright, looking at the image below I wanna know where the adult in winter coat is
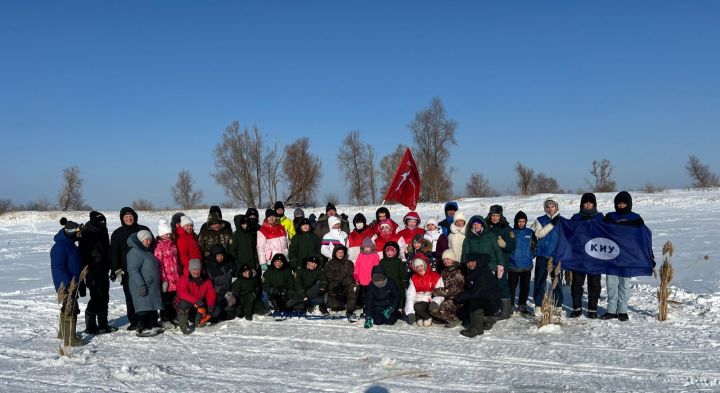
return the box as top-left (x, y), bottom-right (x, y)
top-left (274, 201), bottom-right (297, 240)
top-left (204, 244), bottom-right (237, 321)
top-left (79, 211), bottom-right (116, 334)
top-left (198, 210), bottom-right (234, 258)
top-left (455, 253), bottom-right (501, 338)
top-left (198, 206), bottom-right (233, 236)
top-left (447, 211), bottom-right (467, 262)
top-left (51, 218), bottom-right (84, 346)
top-left (292, 208), bottom-right (305, 234)
top-left (289, 256), bottom-right (329, 314)
top-left (485, 205), bottom-right (516, 319)
top-left (314, 203), bottom-right (351, 239)
top-left (368, 207), bottom-right (400, 236)
top-left (321, 216), bottom-right (349, 261)
top-left (404, 254), bottom-right (444, 327)
top-left (424, 218), bottom-right (449, 263)
top-left (153, 219), bottom-right (180, 327)
top-left (110, 207), bottom-right (152, 330)
top-left (262, 254), bottom-right (295, 314)
top-left (288, 218), bottom-right (322, 271)
top-left (601, 191), bottom-right (648, 322)
top-left (175, 259), bottom-right (216, 334)
top-left (347, 213), bottom-right (373, 262)
top-left (374, 220), bottom-right (406, 260)
top-left (429, 249), bottom-right (465, 327)
top-left (325, 245), bottom-right (359, 317)
top-left (569, 193), bottom-right (604, 319)
top-left (176, 215), bottom-right (203, 275)
top-left (363, 266), bottom-right (402, 328)
top-left (231, 212), bottom-right (260, 270)
top-left (438, 201), bottom-right (459, 237)
top-left (170, 212), bottom-right (185, 241)
top-left (461, 216), bottom-right (504, 269)
top-left (379, 241), bottom-right (408, 307)
top-left (231, 264), bottom-right (263, 320)
top-left (531, 197), bottom-right (564, 310)
top-left (256, 209), bottom-right (289, 270)
top-left (126, 230), bottom-right (163, 337)
top-left (397, 211), bottom-right (426, 251)
top-left (508, 211), bottom-right (535, 315)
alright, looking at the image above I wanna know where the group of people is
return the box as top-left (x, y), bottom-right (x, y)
top-left (50, 191), bottom-right (647, 344)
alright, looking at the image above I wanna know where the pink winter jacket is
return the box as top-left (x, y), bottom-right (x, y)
top-left (153, 238), bottom-right (180, 292)
top-left (354, 252), bottom-right (380, 286)
top-left (256, 221), bottom-right (289, 266)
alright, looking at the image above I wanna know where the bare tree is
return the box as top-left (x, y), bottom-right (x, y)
top-left (337, 130), bottom-right (373, 205)
top-left (213, 121), bottom-right (265, 208)
top-left (533, 173), bottom-right (562, 194)
top-left (171, 170), bottom-right (203, 209)
top-left (515, 162), bottom-right (535, 196)
top-left (132, 199), bottom-right (155, 211)
top-left (379, 144), bottom-right (408, 197)
top-left (586, 159), bottom-right (616, 192)
top-left (283, 137), bottom-right (322, 205)
top-left (324, 192), bottom-right (340, 206)
top-left (686, 155), bottom-right (719, 188)
top-left (263, 142), bottom-right (285, 205)
top-left (57, 166), bottom-right (87, 211)
top-left (367, 145), bottom-right (378, 204)
top-left (465, 173), bottom-right (498, 197)
top-left (0, 199), bottom-right (12, 215)
top-left (409, 97), bottom-right (458, 202)
top-left (25, 197), bottom-right (51, 211)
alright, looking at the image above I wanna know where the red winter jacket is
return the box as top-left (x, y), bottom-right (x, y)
top-left (176, 274), bottom-right (216, 309)
top-left (176, 228), bottom-right (203, 274)
top-left (398, 227), bottom-right (426, 247)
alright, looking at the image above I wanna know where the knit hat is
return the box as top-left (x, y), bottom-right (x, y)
top-left (59, 217), bottom-right (83, 235)
top-left (371, 265), bottom-right (386, 282)
top-left (411, 254), bottom-right (429, 272)
top-left (293, 208), bottom-right (305, 218)
top-left (328, 215), bottom-right (341, 230)
top-left (403, 211), bottom-right (421, 225)
top-left (326, 202), bottom-right (337, 213)
top-left (137, 230), bottom-right (153, 243)
top-left (89, 211), bottom-right (106, 226)
top-left (514, 211), bottom-right (528, 228)
top-left (361, 237), bottom-right (376, 253)
top-left (274, 201), bottom-right (285, 210)
top-left (304, 255), bottom-right (320, 266)
top-left (453, 211), bottom-right (466, 223)
top-left (180, 216), bottom-right (194, 226)
top-left (441, 249), bottom-right (456, 261)
top-left (426, 218), bottom-right (438, 227)
top-left (265, 208), bottom-right (277, 219)
top-left (157, 219), bottom-right (172, 237)
top-left (189, 258), bottom-right (202, 271)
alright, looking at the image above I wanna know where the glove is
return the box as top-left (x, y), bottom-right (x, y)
top-left (162, 282), bottom-right (169, 293)
top-left (364, 317), bottom-right (374, 329)
top-left (551, 216), bottom-right (559, 226)
top-left (197, 307), bottom-right (211, 325)
top-left (195, 299), bottom-right (205, 308)
top-left (78, 282), bottom-right (87, 297)
top-left (261, 264), bottom-right (269, 272)
top-left (497, 236), bottom-right (506, 249)
top-left (497, 265), bottom-right (505, 278)
top-left (406, 314), bottom-right (416, 325)
top-left (138, 285), bottom-right (148, 297)
top-left (382, 307), bottom-right (393, 319)
top-left (428, 302), bottom-right (439, 313)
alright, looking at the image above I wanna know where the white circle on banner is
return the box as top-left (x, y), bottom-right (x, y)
top-left (585, 238), bottom-right (621, 260)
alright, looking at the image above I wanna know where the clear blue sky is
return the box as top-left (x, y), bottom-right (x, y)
top-left (1, 1), bottom-right (718, 209)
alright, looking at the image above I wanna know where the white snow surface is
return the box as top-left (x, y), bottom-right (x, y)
top-left (1, 189), bottom-right (719, 392)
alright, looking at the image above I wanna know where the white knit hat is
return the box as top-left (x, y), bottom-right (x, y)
top-left (180, 216), bottom-right (194, 226)
top-left (137, 230), bottom-right (153, 243)
top-left (158, 219), bottom-right (172, 237)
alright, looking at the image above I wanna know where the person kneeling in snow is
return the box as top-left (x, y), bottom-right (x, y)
top-left (429, 249), bottom-right (465, 328)
top-left (454, 253), bottom-right (501, 338)
top-left (289, 256), bottom-right (329, 315)
top-left (404, 254), bottom-right (444, 327)
top-left (363, 266), bottom-right (402, 328)
top-left (175, 259), bottom-right (216, 334)
top-left (204, 244), bottom-right (237, 322)
top-left (262, 253), bottom-right (295, 316)
top-left (232, 265), bottom-right (263, 321)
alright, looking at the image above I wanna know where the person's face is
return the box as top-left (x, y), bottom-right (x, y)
top-left (301, 223), bottom-right (310, 233)
top-left (413, 241), bottom-right (422, 249)
top-left (455, 219), bottom-right (465, 228)
top-left (307, 261), bottom-right (318, 271)
top-left (466, 260), bottom-right (477, 270)
top-left (215, 253), bottom-right (225, 263)
top-left (490, 214), bottom-right (501, 224)
top-left (384, 247), bottom-right (397, 258)
top-left (582, 201), bottom-right (595, 210)
top-left (427, 223), bottom-right (437, 231)
top-left (141, 238), bottom-right (152, 248)
top-left (267, 216), bottom-right (277, 225)
top-left (447, 210), bottom-right (456, 218)
top-left (332, 223), bottom-right (340, 230)
top-left (241, 222), bottom-right (248, 230)
top-left (362, 246), bottom-right (373, 253)
top-left (276, 207), bottom-right (285, 216)
top-left (377, 212), bottom-right (387, 220)
top-left (190, 268), bottom-right (201, 278)
top-left (273, 260), bottom-right (283, 269)
top-left (406, 219), bottom-right (418, 229)
top-left (472, 222), bottom-right (484, 233)
top-left (182, 224), bottom-right (193, 233)
top-left (210, 223), bottom-right (221, 231)
top-left (160, 233), bottom-right (171, 240)
top-left (355, 222), bottom-right (365, 230)
top-left (248, 215), bottom-right (258, 222)
top-left (617, 202), bottom-right (628, 209)
top-left (242, 270), bottom-right (251, 278)
top-left (414, 262), bottom-right (427, 275)
top-left (443, 257), bottom-right (454, 267)
top-left (335, 249), bottom-right (346, 260)
top-left (327, 209), bottom-right (337, 217)
top-left (123, 214), bottom-right (135, 226)
top-left (546, 204), bottom-right (558, 215)
top-left (381, 226), bottom-right (391, 235)
top-left (517, 218), bottom-right (527, 229)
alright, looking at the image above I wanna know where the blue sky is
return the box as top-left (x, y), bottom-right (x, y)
top-left (1, 1), bottom-right (718, 209)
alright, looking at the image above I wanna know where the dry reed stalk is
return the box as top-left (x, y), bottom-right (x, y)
top-left (657, 241), bottom-right (674, 321)
top-left (539, 258), bottom-right (562, 327)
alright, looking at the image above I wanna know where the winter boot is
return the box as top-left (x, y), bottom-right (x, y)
top-left (618, 313), bottom-right (629, 322)
top-left (97, 311), bottom-right (118, 334)
top-left (60, 315), bottom-right (83, 347)
top-left (587, 309), bottom-right (598, 319)
top-left (460, 309), bottom-right (484, 338)
top-left (178, 309), bottom-right (192, 335)
top-left (85, 311), bottom-right (99, 334)
top-left (445, 319), bottom-right (462, 328)
top-left (570, 308), bottom-right (582, 318)
top-left (482, 315), bottom-right (497, 331)
top-left (601, 312), bottom-right (618, 320)
top-left (499, 298), bottom-right (512, 320)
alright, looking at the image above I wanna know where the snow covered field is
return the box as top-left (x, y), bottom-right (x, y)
top-left (1, 189), bottom-right (719, 392)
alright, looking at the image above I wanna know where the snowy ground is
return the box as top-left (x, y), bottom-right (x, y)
top-left (1, 189), bottom-right (719, 392)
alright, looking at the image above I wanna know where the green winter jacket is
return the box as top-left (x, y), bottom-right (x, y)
top-left (378, 241), bottom-right (408, 291)
top-left (461, 215), bottom-right (504, 270)
top-left (288, 231), bottom-right (321, 270)
top-left (486, 219), bottom-right (516, 266)
top-left (231, 269), bottom-right (259, 298)
top-left (262, 262), bottom-right (295, 297)
top-left (294, 266), bottom-right (329, 296)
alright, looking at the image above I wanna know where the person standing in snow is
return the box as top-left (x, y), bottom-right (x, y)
top-left (231, 209), bottom-right (260, 271)
top-left (438, 201), bottom-right (459, 237)
top-left (321, 216), bottom-right (349, 261)
top-left (125, 230), bottom-right (164, 337)
top-left (347, 213), bottom-right (372, 262)
top-left (153, 219), bottom-right (180, 328)
top-left (508, 211), bottom-right (535, 315)
top-left (314, 203), bottom-right (351, 239)
top-left (79, 211), bottom-right (117, 334)
top-left (368, 206), bottom-right (399, 236)
top-left (51, 218), bottom-right (85, 346)
top-left (424, 218), bottom-right (449, 263)
top-left (363, 266), bottom-right (402, 328)
top-left (404, 254), bottom-right (444, 327)
top-left (292, 208), bottom-right (306, 234)
top-left (110, 207), bottom-right (152, 331)
top-left (485, 205), bottom-right (515, 319)
top-left (354, 237), bottom-right (381, 309)
top-left (256, 209), bottom-right (289, 272)
top-left (198, 206), bottom-right (233, 235)
top-left (175, 258), bottom-right (216, 334)
top-left (531, 198), bottom-right (564, 313)
top-left (176, 215), bottom-right (203, 275)
top-left (569, 193), bottom-right (604, 319)
top-left (447, 211), bottom-right (467, 263)
top-left (273, 201), bottom-right (297, 240)
top-left (198, 209), bottom-right (234, 258)
top-left (288, 217), bottom-right (322, 271)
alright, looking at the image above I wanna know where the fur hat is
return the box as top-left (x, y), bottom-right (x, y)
top-left (189, 258), bottom-right (202, 271)
top-left (157, 219), bottom-right (172, 237)
top-left (136, 230), bottom-right (153, 243)
top-left (180, 216), bottom-right (194, 227)
top-left (489, 205), bottom-right (503, 216)
top-left (544, 198), bottom-right (559, 211)
top-left (453, 211), bottom-right (466, 224)
top-left (89, 211), bottom-right (106, 226)
top-left (580, 193), bottom-right (597, 208)
top-left (303, 255), bottom-right (320, 266)
top-left (614, 191), bottom-right (633, 214)
top-left (207, 211), bottom-right (222, 225)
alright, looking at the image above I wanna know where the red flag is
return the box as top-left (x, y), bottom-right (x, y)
top-left (383, 148), bottom-right (421, 210)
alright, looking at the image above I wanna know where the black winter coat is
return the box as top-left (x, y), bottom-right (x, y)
top-left (79, 220), bottom-right (111, 276)
top-left (365, 267), bottom-right (402, 312)
top-left (110, 207), bottom-right (151, 274)
top-left (205, 251), bottom-right (236, 297)
top-left (455, 259), bottom-right (501, 314)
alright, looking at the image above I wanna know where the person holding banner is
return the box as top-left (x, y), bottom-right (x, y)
top-left (531, 198), bottom-right (564, 313)
top-left (569, 193), bottom-right (604, 319)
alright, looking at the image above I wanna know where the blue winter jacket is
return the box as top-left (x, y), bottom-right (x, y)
top-left (603, 211), bottom-right (644, 227)
top-left (509, 227), bottom-right (534, 271)
top-left (570, 212), bottom-right (604, 222)
top-left (439, 201), bottom-right (458, 236)
top-left (535, 215), bottom-right (560, 257)
top-left (50, 230), bottom-right (83, 291)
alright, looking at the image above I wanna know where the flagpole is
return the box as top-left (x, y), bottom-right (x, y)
top-left (380, 200), bottom-right (386, 206)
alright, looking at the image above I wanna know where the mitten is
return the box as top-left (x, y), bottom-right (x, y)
top-left (497, 236), bottom-right (506, 248)
top-left (382, 307), bottom-right (393, 319)
top-left (428, 302), bottom-right (439, 313)
top-left (364, 317), bottom-right (374, 329)
top-left (406, 314), bottom-right (416, 325)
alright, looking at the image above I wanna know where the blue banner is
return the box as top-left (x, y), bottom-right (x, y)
top-left (553, 219), bottom-right (654, 277)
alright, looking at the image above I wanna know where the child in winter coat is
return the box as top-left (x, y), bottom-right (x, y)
top-left (407, 234), bottom-right (436, 272)
top-left (347, 213), bottom-right (373, 262)
top-left (397, 211), bottom-right (425, 252)
top-left (508, 211), bottom-right (535, 315)
top-left (404, 254), bottom-right (444, 327)
top-left (262, 253), bottom-right (295, 316)
top-left (454, 253), bottom-right (501, 338)
top-left (485, 205), bottom-right (515, 319)
top-left (570, 193), bottom-right (604, 319)
top-left (256, 209), bottom-right (289, 270)
top-left (447, 211), bottom-right (467, 261)
top-left (321, 216), bottom-right (348, 261)
top-left (289, 256), bottom-right (330, 314)
top-left (424, 218), bottom-right (449, 263)
top-left (354, 237), bottom-right (381, 303)
top-left (176, 216), bottom-right (203, 276)
top-left (288, 218), bottom-right (321, 271)
top-left (363, 266), bottom-right (402, 328)
top-left (175, 258), bottom-right (216, 334)
top-left (204, 244), bottom-right (237, 321)
top-left (325, 245), bottom-right (360, 320)
top-left (153, 220), bottom-right (180, 328)
top-left (438, 201), bottom-right (459, 236)
top-left (231, 265), bottom-right (262, 321)
top-left (374, 220), bottom-right (406, 260)
top-left (429, 249), bottom-right (465, 327)
top-left (379, 241), bottom-right (408, 308)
